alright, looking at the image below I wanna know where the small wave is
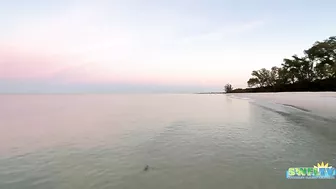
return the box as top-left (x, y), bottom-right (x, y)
top-left (226, 94), bottom-right (252, 101)
top-left (250, 100), bottom-right (290, 115)
top-left (251, 99), bottom-right (336, 125)
top-left (281, 104), bottom-right (310, 112)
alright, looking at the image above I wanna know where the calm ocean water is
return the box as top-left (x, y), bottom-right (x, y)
top-left (0, 94), bottom-right (335, 189)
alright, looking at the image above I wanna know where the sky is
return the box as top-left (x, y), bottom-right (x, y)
top-left (1, 0), bottom-right (336, 93)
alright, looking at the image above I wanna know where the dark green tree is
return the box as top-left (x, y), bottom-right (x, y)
top-left (224, 83), bottom-right (233, 93)
top-left (247, 78), bottom-right (260, 88)
top-left (236, 36), bottom-right (336, 93)
top-left (248, 68), bottom-right (275, 87)
top-left (276, 67), bottom-right (291, 85)
top-left (270, 66), bottom-right (280, 86)
top-left (304, 36), bottom-right (336, 79)
top-left (281, 55), bottom-right (315, 83)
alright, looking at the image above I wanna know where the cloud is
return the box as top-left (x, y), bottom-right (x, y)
top-left (0, 1), bottom-right (270, 91)
top-left (0, 48), bottom-right (71, 79)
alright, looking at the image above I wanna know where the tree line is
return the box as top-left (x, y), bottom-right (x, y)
top-left (226, 36), bottom-right (336, 93)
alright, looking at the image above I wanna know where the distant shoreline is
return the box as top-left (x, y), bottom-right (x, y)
top-left (196, 90), bottom-right (336, 95)
top-left (228, 36), bottom-right (336, 94)
top-left (227, 78), bottom-right (336, 94)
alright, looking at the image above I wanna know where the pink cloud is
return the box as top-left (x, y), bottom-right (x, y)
top-left (0, 47), bottom-right (84, 80)
top-left (0, 47), bottom-right (224, 87)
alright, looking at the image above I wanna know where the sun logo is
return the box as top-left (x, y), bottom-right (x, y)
top-left (314, 162), bottom-right (332, 168)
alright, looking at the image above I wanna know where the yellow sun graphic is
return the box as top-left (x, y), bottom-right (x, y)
top-left (314, 162), bottom-right (332, 168)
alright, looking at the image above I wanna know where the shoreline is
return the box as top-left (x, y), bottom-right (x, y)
top-left (227, 90), bottom-right (336, 94)
top-left (231, 92), bottom-right (336, 120)
top-left (229, 78), bottom-right (336, 94)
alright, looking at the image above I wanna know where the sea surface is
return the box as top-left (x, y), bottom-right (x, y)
top-left (0, 93), bottom-right (335, 189)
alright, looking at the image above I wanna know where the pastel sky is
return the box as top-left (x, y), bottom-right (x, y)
top-left (1, 0), bottom-right (336, 93)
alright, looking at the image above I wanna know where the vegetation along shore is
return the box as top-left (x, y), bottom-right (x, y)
top-left (225, 36), bottom-right (336, 93)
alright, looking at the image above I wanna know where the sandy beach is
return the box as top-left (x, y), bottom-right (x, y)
top-left (231, 92), bottom-right (336, 119)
